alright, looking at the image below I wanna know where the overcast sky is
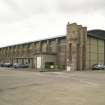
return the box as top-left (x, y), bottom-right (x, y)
top-left (0, 0), bottom-right (105, 47)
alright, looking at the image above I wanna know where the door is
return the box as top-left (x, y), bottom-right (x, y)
top-left (37, 56), bottom-right (41, 69)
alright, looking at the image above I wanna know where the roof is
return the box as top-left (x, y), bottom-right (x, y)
top-left (0, 35), bottom-right (65, 48)
top-left (87, 29), bottom-right (105, 40)
top-left (1, 29), bottom-right (105, 48)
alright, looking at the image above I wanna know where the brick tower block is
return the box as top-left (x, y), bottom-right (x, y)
top-left (66, 22), bottom-right (87, 71)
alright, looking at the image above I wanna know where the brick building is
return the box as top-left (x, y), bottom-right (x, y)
top-left (0, 22), bottom-right (105, 71)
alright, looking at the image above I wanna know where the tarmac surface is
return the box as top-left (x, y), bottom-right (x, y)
top-left (0, 68), bottom-right (105, 105)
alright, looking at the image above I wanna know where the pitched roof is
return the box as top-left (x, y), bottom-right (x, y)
top-left (1, 29), bottom-right (105, 48)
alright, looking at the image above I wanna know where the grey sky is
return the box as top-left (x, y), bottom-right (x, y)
top-left (58, 0), bottom-right (105, 13)
top-left (0, 0), bottom-right (105, 47)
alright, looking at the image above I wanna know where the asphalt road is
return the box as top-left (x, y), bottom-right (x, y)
top-left (0, 68), bottom-right (105, 105)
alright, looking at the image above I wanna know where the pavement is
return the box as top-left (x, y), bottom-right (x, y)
top-left (0, 68), bottom-right (105, 105)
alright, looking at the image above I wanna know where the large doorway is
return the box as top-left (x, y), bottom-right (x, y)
top-left (36, 56), bottom-right (42, 69)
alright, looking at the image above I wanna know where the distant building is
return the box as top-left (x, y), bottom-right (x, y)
top-left (0, 22), bottom-right (105, 71)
